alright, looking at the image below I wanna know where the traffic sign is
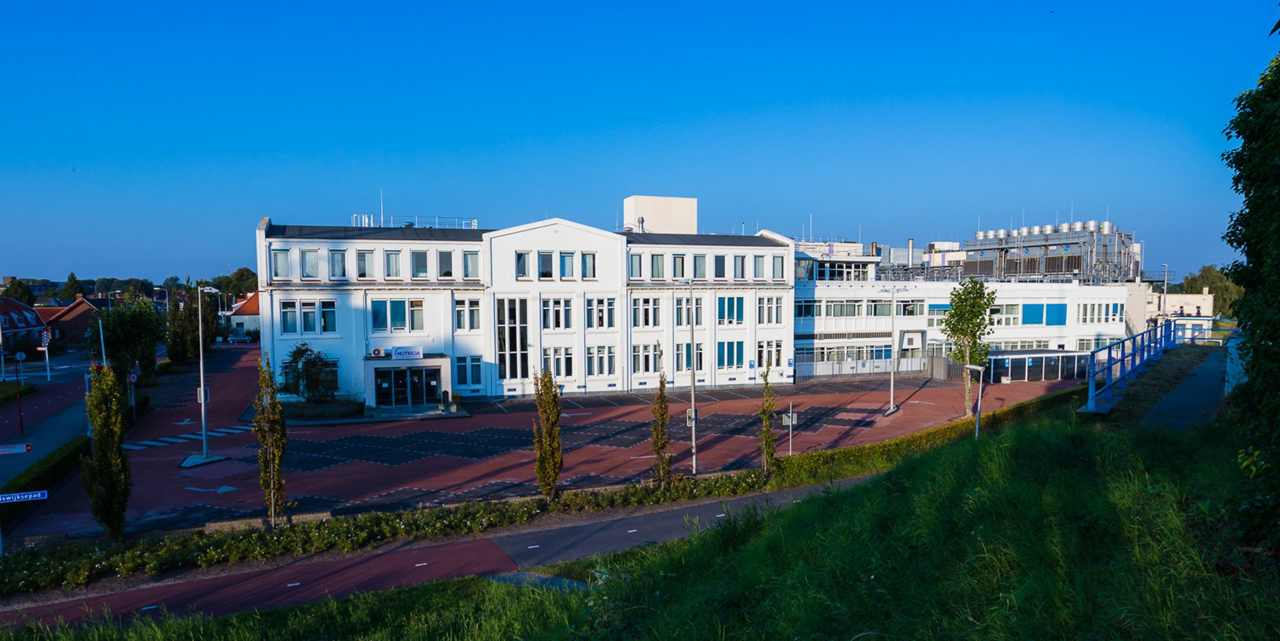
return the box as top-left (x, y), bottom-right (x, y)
top-left (41, 330), bottom-right (50, 347)
top-left (0, 490), bottom-right (47, 505)
top-left (129, 373), bottom-right (138, 384)
top-left (0, 444), bottom-right (32, 455)
top-left (14, 352), bottom-right (26, 362)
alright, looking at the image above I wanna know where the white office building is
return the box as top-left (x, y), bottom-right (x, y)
top-left (256, 198), bottom-right (1130, 411)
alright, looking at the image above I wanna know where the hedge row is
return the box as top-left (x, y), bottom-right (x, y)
top-left (0, 436), bottom-right (90, 528)
top-left (0, 381), bottom-right (38, 407)
top-left (0, 386), bottom-right (1083, 598)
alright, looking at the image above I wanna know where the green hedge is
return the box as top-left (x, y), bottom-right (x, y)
top-left (0, 381), bottom-right (38, 407)
top-left (774, 385), bottom-right (1087, 485)
top-left (0, 436), bottom-right (90, 528)
top-left (154, 359), bottom-right (186, 376)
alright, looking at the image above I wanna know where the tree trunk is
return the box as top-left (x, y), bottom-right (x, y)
top-left (962, 346), bottom-right (974, 417)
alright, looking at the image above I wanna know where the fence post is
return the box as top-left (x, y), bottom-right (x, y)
top-left (1087, 354), bottom-right (1097, 412)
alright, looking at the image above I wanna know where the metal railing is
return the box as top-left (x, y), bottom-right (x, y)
top-left (1084, 318), bottom-right (1238, 412)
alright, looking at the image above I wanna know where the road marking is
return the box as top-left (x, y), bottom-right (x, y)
top-left (716, 514), bottom-right (725, 518)
top-left (563, 412), bottom-right (591, 417)
top-left (175, 419), bottom-right (193, 425)
top-left (140, 605), bottom-right (157, 611)
top-left (415, 562), bottom-right (429, 567)
top-left (627, 529), bottom-right (638, 533)
top-left (287, 582), bottom-right (301, 587)
top-left (527, 544), bottom-right (540, 549)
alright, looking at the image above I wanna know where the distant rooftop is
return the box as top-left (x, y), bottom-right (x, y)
top-left (265, 224), bottom-right (491, 242)
top-left (623, 232), bottom-right (786, 248)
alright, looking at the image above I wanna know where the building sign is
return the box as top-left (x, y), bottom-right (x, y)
top-left (392, 346), bottom-right (424, 360)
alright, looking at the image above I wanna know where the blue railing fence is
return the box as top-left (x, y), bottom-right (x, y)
top-left (1084, 318), bottom-right (1238, 412)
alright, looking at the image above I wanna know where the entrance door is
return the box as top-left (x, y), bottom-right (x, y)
top-left (374, 369), bottom-right (394, 406)
top-left (408, 368), bottom-right (427, 406)
top-left (392, 369), bottom-right (410, 407)
top-left (424, 368), bottom-right (440, 402)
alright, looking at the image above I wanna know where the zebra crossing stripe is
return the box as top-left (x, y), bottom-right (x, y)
top-left (159, 437), bottom-right (188, 444)
top-left (122, 444), bottom-right (146, 451)
top-left (135, 441), bottom-right (167, 447)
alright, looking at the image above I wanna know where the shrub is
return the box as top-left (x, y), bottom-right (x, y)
top-left (280, 342), bottom-right (338, 403)
top-left (0, 436), bottom-right (89, 528)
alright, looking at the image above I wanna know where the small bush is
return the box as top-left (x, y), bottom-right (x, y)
top-left (0, 436), bottom-right (90, 528)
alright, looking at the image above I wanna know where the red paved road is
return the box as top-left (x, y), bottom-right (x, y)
top-left (0, 379), bottom-right (87, 442)
top-left (0, 538), bottom-right (516, 628)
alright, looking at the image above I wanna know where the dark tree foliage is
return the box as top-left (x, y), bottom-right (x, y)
top-left (1181, 265), bottom-right (1244, 318)
top-left (1223, 49), bottom-right (1280, 547)
top-left (82, 366), bottom-right (133, 541)
top-left (532, 369), bottom-right (563, 499)
top-left (87, 293), bottom-right (165, 383)
top-left (2, 279), bottom-right (36, 306)
top-left (59, 272), bottom-right (84, 301)
top-left (253, 352), bottom-right (288, 527)
top-left (757, 361), bottom-right (779, 475)
top-left (650, 347), bottom-right (673, 487)
top-left (280, 342), bottom-right (337, 403)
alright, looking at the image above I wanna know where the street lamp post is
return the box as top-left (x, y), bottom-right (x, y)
top-left (1160, 263), bottom-right (1169, 320)
top-left (680, 278), bottom-right (698, 475)
top-left (109, 290), bottom-right (123, 310)
top-left (965, 364), bottom-right (986, 439)
top-left (180, 285), bottom-right (228, 469)
top-left (879, 286), bottom-right (909, 416)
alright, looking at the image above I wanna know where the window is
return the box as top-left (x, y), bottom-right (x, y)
top-left (927, 305), bottom-right (949, 327)
top-left (358, 251), bottom-right (374, 278)
top-left (896, 300), bottom-right (924, 316)
top-left (632, 343), bottom-right (660, 374)
top-left (990, 304), bottom-right (1021, 326)
top-left (371, 300), bottom-right (387, 331)
top-left (300, 250), bottom-right (319, 279)
top-left (539, 252), bottom-right (554, 279)
top-left (280, 301), bottom-right (297, 333)
top-left (329, 251), bottom-right (347, 279)
top-left (301, 302), bottom-right (317, 332)
top-left (817, 262), bottom-right (869, 281)
top-left (558, 252), bottom-right (574, 279)
top-left (757, 297), bottom-right (782, 325)
top-left (673, 254), bottom-right (685, 279)
top-left (541, 347), bottom-right (574, 378)
top-left (754, 255), bottom-right (765, 279)
top-left (456, 356), bottom-right (482, 386)
top-left (714, 255), bottom-right (726, 279)
top-left (272, 250), bottom-right (290, 279)
top-left (694, 254), bottom-right (707, 279)
top-left (629, 254), bottom-right (643, 279)
top-left (412, 251), bottom-right (429, 278)
top-left (390, 300), bottom-right (407, 330)
top-left (823, 301), bottom-right (862, 317)
top-left (541, 298), bottom-right (573, 330)
top-left (385, 251), bottom-right (401, 278)
top-left (734, 255), bottom-right (745, 279)
top-left (463, 251), bottom-right (479, 279)
top-left (795, 301), bottom-right (819, 318)
top-left (455, 299), bottom-right (481, 331)
top-left (582, 253), bottom-right (597, 279)
top-left (587, 298), bottom-right (615, 329)
top-left (717, 296), bottom-right (745, 325)
top-left (516, 252), bottom-right (530, 279)
top-left (676, 342), bottom-right (703, 372)
top-left (717, 341), bottom-right (745, 369)
top-left (438, 251), bottom-right (454, 278)
top-left (773, 255), bottom-right (784, 280)
top-left (796, 259), bottom-right (816, 281)
top-left (496, 299), bottom-right (529, 379)
top-left (869, 300), bottom-right (892, 317)
top-left (410, 301), bottom-right (424, 331)
top-left (757, 340), bottom-right (783, 369)
top-left (631, 298), bottom-right (661, 328)
top-left (676, 297), bottom-right (703, 327)
top-left (587, 346), bottom-right (616, 376)
top-left (651, 254), bottom-right (664, 279)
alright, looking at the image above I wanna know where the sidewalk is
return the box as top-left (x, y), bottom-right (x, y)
top-left (0, 399), bottom-right (89, 488)
top-left (1140, 349), bottom-right (1227, 431)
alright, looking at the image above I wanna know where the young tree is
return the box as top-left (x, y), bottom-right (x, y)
top-left (532, 369), bottom-right (563, 499)
top-left (166, 292), bottom-right (191, 365)
top-left (650, 347), bottom-right (673, 487)
top-left (88, 294), bottom-right (166, 383)
top-left (280, 343), bottom-right (338, 403)
top-left (941, 278), bottom-right (998, 417)
top-left (1224, 49), bottom-right (1280, 546)
top-left (59, 272), bottom-right (83, 301)
top-left (2, 278), bottom-right (35, 306)
top-left (81, 366), bottom-right (132, 541)
top-left (757, 359), bottom-right (778, 475)
top-left (253, 353), bottom-right (288, 527)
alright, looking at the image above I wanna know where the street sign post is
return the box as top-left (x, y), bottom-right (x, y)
top-left (41, 330), bottom-right (51, 382)
top-left (0, 444), bottom-right (32, 455)
top-left (12, 352), bottom-right (26, 437)
top-left (0, 490), bottom-right (45, 557)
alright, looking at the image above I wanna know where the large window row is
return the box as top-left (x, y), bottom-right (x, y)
top-left (271, 247), bottom-right (480, 282)
top-left (280, 300), bottom-right (338, 335)
top-left (517, 251), bottom-right (597, 281)
top-left (629, 252), bottom-right (785, 281)
top-left (794, 299), bottom-right (923, 318)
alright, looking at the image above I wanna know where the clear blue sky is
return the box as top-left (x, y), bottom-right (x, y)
top-left (2, 1), bottom-right (1277, 282)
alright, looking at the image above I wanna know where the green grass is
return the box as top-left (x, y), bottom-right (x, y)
top-left (13, 388), bottom-right (1278, 638)
top-left (0, 381), bottom-right (37, 407)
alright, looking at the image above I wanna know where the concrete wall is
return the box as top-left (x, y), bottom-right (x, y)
top-left (623, 195), bottom-right (698, 234)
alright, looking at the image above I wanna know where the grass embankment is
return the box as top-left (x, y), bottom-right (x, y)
top-left (10, 348), bottom-right (1277, 639)
top-left (0, 381), bottom-right (37, 407)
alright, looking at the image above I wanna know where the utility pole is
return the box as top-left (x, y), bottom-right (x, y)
top-left (683, 278), bottom-right (698, 475)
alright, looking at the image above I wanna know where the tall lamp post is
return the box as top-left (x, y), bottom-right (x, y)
top-left (965, 364), bottom-right (986, 439)
top-left (679, 278), bottom-right (699, 475)
top-left (109, 290), bottom-right (123, 310)
top-left (183, 286), bottom-right (226, 468)
top-left (879, 286), bottom-right (909, 416)
top-left (1160, 263), bottom-right (1169, 320)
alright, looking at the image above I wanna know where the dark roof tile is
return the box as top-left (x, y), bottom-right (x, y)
top-left (265, 224), bottom-right (490, 242)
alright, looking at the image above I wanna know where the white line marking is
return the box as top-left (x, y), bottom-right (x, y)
top-left (140, 605), bottom-right (157, 611)
top-left (716, 514), bottom-right (725, 518)
top-left (287, 582), bottom-right (301, 587)
top-left (627, 529), bottom-right (638, 533)
top-left (528, 544), bottom-right (540, 549)
top-left (415, 562), bottom-right (429, 567)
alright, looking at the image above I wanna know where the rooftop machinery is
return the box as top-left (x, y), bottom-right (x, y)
top-left (962, 220), bottom-right (1141, 284)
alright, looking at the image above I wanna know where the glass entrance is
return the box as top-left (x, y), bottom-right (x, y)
top-left (373, 366), bottom-right (440, 408)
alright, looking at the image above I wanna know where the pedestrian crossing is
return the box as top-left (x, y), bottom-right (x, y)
top-left (123, 425), bottom-right (254, 451)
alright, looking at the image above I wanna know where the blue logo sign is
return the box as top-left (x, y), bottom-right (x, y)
top-left (979, 251), bottom-right (985, 257)
top-left (1063, 245), bottom-right (1070, 251)
top-left (1024, 248), bottom-right (1030, 254)
top-left (0, 490), bottom-right (47, 504)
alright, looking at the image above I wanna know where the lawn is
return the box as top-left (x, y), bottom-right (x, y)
top-left (11, 374), bottom-right (1278, 638)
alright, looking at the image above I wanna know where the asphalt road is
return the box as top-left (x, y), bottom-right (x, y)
top-left (0, 477), bottom-right (870, 629)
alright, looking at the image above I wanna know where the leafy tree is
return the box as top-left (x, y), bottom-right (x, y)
top-left (1224, 48), bottom-right (1280, 547)
top-left (161, 276), bottom-right (182, 291)
top-left (229, 267), bottom-right (258, 297)
top-left (59, 272), bottom-right (84, 301)
top-left (81, 366), bottom-right (132, 541)
top-left (165, 282), bottom-right (219, 366)
top-left (1181, 264), bottom-right (1244, 317)
top-left (757, 359), bottom-right (778, 475)
top-left (941, 278), bottom-right (998, 417)
top-left (280, 343), bottom-right (337, 403)
top-left (2, 278), bottom-right (35, 306)
top-left (532, 369), bottom-right (563, 499)
top-left (253, 353), bottom-right (287, 527)
top-left (87, 294), bottom-right (166, 383)
top-left (650, 346), bottom-right (673, 487)
top-left (93, 277), bottom-right (117, 296)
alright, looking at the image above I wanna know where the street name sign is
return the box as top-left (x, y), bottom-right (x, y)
top-left (0, 444), bottom-right (33, 455)
top-left (0, 490), bottom-right (47, 504)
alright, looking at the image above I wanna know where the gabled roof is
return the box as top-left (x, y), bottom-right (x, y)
top-left (265, 224), bottom-right (490, 242)
top-left (37, 297), bottom-right (99, 324)
top-left (623, 232), bottom-right (788, 248)
top-left (231, 291), bottom-right (260, 316)
top-left (0, 297), bottom-right (47, 330)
